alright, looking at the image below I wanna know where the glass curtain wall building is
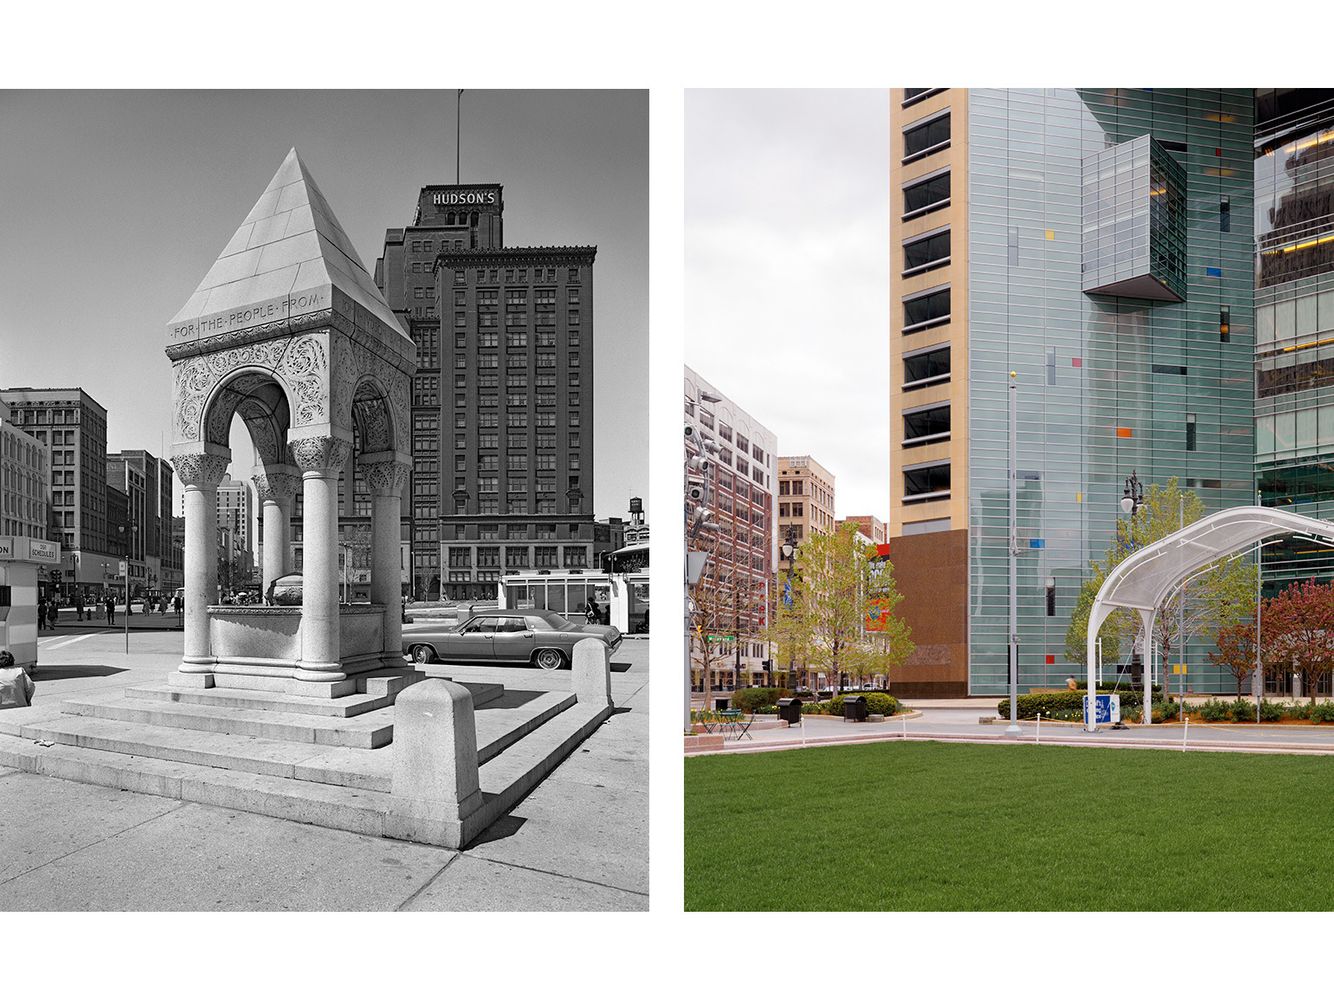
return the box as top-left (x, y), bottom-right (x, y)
top-left (1253, 90), bottom-right (1334, 694)
top-left (890, 88), bottom-right (1255, 696)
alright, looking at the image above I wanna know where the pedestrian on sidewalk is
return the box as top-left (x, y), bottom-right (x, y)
top-left (48, 602), bottom-right (58, 628)
top-left (105, 594), bottom-right (116, 626)
top-left (75, 591), bottom-right (85, 622)
top-left (37, 597), bottom-right (47, 630)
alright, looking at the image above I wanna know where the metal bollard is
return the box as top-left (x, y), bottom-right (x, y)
top-left (1036, 712), bottom-right (1042, 745)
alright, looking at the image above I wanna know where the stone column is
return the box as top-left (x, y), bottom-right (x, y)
top-left (173, 450), bottom-right (230, 676)
top-left (291, 435), bottom-right (353, 683)
top-left (251, 466), bottom-right (301, 594)
top-left (362, 456), bottom-right (411, 668)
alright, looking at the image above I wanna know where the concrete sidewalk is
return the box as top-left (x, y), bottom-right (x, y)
top-left (0, 630), bottom-right (649, 911)
top-left (689, 706), bottom-right (1334, 758)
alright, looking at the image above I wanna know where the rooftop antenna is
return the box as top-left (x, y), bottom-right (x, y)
top-left (456, 89), bottom-right (464, 185)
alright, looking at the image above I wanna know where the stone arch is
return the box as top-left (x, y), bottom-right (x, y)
top-left (349, 373), bottom-right (398, 456)
top-left (201, 367), bottom-right (295, 465)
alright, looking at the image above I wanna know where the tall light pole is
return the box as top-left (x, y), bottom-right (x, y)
top-left (1006, 372), bottom-right (1020, 735)
top-left (1255, 486), bottom-right (1263, 723)
top-left (1120, 470), bottom-right (1145, 718)
top-left (780, 529), bottom-right (796, 689)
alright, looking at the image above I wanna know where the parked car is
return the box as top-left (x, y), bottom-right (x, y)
top-left (403, 608), bottom-right (622, 670)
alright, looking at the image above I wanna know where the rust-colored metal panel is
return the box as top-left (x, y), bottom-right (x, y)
top-left (886, 527), bottom-right (968, 697)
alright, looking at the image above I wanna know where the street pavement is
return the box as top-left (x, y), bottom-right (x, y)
top-left (692, 699), bottom-right (1334, 756)
top-left (0, 628), bottom-right (649, 911)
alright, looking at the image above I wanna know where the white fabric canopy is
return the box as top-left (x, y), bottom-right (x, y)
top-left (1085, 505), bottom-right (1334, 731)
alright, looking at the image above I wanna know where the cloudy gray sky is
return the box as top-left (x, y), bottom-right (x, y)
top-left (0, 89), bottom-right (647, 524)
top-left (685, 89), bottom-right (888, 520)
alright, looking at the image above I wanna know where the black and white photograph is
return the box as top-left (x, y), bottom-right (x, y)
top-left (0, 89), bottom-right (649, 911)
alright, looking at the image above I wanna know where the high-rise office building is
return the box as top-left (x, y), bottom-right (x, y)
top-left (376, 183), bottom-right (597, 601)
top-left (0, 387), bottom-right (118, 599)
top-left (684, 366), bottom-right (778, 689)
top-left (0, 399), bottom-right (49, 542)
top-left (777, 455), bottom-right (836, 546)
top-left (1252, 90), bottom-right (1334, 694)
top-left (888, 88), bottom-right (1256, 696)
top-left (106, 450), bottom-right (180, 598)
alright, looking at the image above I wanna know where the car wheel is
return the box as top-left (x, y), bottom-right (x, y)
top-left (410, 644), bottom-right (435, 664)
top-left (534, 648), bottom-right (565, 671)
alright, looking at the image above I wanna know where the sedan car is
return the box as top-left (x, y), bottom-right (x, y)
top-left (403, 608), bottom-right (622, 670)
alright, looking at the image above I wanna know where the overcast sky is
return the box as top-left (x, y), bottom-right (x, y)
top-left (0, 89), bottom-right (647, 525)
top-left (685, 89), bottom-right (889, 520)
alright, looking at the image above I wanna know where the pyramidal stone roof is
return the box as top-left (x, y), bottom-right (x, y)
top-left (166, 148), bottom-right (409, 355)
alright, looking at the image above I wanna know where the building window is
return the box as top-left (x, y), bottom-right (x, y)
top-left (903, 169), bottom-right (951, 219)
top-left (1186, 412), bottom-right (1197, 452)
top-left (903, 461), bottom-right (951, 503)
top-left (1046, 346), bottom-right (1057, 386)
top-left (902, 228), bottom-right (950, 276)
top-left (902, 347), bottom-right (951, 394)
top-left (902, 88), bottom-right (945, 107)
top-left (903, 403), bottom-right (950, 444)
top-left (902, 286), bottom-right (950, 333)
top-left (1220, 305), bottom-right (1231, 343)
top-left (902, 112), bottom-right (950, 163)
top-left (1220, 196), bottom-right (1231, 233)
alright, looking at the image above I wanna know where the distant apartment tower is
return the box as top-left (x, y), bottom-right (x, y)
top-left (0, 387), bottom-right (119, 598)
top-left (376, 182), bottom-right (597, 601)
top-left (0, 399), bottom-right (49, 541)
top-left (684, 366), bottom-right (778, 688)
top-left (777, 455), bottom-right (836, 547)
top-left (889, 88), bottom-right (1255, 696)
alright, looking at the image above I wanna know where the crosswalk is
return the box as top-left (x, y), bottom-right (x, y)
top-left (38, 633), bottom-right (97, 651)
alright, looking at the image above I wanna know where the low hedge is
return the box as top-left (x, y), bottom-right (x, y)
top-left (730, 687), bottom-right (791, 714)
top-left (998, 689), bottom-right (1146, 721)
top-left (1191, 698), bottom-right (1334, 723)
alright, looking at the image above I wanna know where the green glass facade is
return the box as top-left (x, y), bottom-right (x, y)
top-left (966, 88), bottom-right (1256, 695)
top-left (1253, 91), bottom-right (1334, 649)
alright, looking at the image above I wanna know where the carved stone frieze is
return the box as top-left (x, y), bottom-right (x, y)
top-left (173, 334), bottom-right (329, 445)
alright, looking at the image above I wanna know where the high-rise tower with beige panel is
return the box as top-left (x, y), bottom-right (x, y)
top-left (887, 88), bottom-right (969, 696)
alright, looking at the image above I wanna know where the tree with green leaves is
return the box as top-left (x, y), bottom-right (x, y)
top-left (1065, 478), bottom-right (1256, 674)
top-left (789, 522), bottom-right (914, 691)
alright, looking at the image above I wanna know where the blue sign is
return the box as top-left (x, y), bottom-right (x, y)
top-left (1082, 693), bottom-right (1121, 726)
top-left (782, 579), bottom-right (793, 608)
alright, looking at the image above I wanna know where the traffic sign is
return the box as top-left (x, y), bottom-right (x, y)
top-left (1083, 693), bottom-right (1121, 726)
top-left (118, 559), bottom-right (128, 576)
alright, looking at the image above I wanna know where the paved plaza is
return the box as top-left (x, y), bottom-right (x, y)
top-left (0, 628), bottom-right (649, 910)
top-left (690, 699), bottom-right (1334, 757)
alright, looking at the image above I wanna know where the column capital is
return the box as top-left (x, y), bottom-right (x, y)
top-left (251, 466), bottom-right (302, 504)
top-left (173, 452), bottom-right (230, 490)
top-left (362, 459), bottom-right (412, 498)
top-left (290, 435), bottom-right (353, 476)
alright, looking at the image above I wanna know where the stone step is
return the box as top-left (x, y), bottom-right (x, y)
top-left (0, 700), bottom-right (612, 849)
top-left (16, 714), bottom-right (383, 784)
top-left (18, 689), bottom-right (578, 795)
top-left (59, 693), bottom-right (397, 749)
top-left (128, 684), bottom-right (399, 719)
top-left (0, 732), bottom-right (391, 838)
top-left (475, 691), bottom-right (577, 763)
top-left (476, 702), bottom-right (613, 820)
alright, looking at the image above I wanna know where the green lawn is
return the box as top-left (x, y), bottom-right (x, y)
top-left (685, 741), bottom-right (1334, 910)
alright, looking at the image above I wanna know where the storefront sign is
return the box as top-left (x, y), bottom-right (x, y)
top-left (0, 537), bottom-right (60, 564)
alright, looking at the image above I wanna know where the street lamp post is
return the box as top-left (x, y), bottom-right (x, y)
top-left (780, 530), bottom-right (796, 690)
top-left (1120, 471), bottom-right (1145, 720)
